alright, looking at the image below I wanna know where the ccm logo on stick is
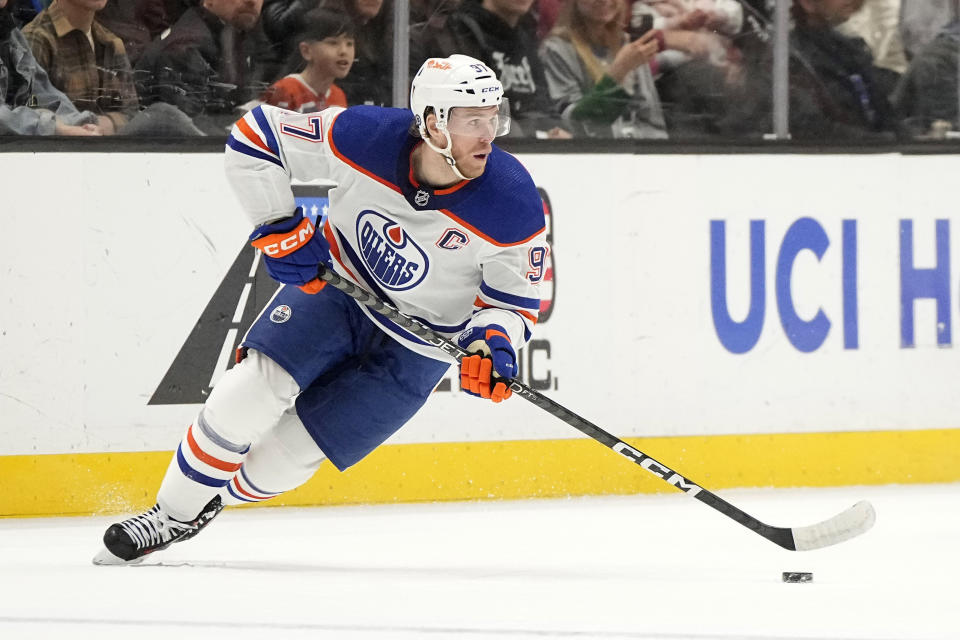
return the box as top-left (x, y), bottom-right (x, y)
top-left (612, 443), bottom-right (703, 496)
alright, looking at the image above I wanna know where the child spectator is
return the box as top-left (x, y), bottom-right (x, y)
top-left (321, 0), bottom-right (391, 105)
top-left (261, 8), bottom-right (354, 112)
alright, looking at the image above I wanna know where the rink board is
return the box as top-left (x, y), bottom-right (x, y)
top-left (2, 429), bottom-right (958, 517)
top-left (1, 151), bottom-right (959, 516)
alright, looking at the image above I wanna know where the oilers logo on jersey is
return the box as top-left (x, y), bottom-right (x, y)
top-left (356, 210), bottom-right (429, 291)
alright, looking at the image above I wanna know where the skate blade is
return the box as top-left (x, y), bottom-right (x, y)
top-left (92, 547), bottom-right (145, 566)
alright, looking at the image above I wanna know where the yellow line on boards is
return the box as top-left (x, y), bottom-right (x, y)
top-left (1, 429), bottom-right (958, 517)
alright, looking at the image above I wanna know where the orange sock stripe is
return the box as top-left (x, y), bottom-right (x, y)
top-left (232, 476), bottom-right (273, 501)
top-left (186, 425), bottom-right (243, 473)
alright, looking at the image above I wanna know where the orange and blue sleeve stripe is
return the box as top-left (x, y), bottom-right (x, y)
top-left (474, 282), bottom-right (539, 343)
top-left (226, 106), bottom-right (283, 168)
top-left (479, 281), bottom-right (540, 312)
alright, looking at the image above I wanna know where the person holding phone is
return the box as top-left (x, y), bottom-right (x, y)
top-left (539, 0), bottom-right (667, 138)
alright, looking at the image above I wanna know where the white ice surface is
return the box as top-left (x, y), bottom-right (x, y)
top-left (1, 483), bottom-right (957, 640)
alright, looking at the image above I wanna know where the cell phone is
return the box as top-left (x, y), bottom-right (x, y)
top-left (627, 14), bottom-right (654, 41)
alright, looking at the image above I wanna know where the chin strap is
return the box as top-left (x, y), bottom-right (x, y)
top-left (421, 127), bottom-right (472, 182)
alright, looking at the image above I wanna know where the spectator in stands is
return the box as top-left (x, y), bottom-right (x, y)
top-left (261, 7), bottom-right (354, 111)
top-left (720, 0), bottom-right (900, 139)
top-left (262, 0), bottom-right (393, 106)
top-left (539, 0), bottom-right (667, 138)
top-left (97, 0), bottom-right (174, 66)
top-left (135, 0), bottom-right (275, 134)
top-left (261, 0), bottom-right (309, 63)
top-left (786, 0), bottom-right (899, 138)
top-left (837, 0), bottom-right (906, 79)
top-left (411, 0), bottom-right (570, 137)
top-left (537, 0), bottom-right (560, 40)
top-left (899, 0), bottom-right (956, 60)
top-left (636, 0), bottom-right (742, 33)
top-left (8, 0), bottom-right (42, 26)
top-left (23, 0), bottom-right (201, 135)
top-left (629, 0), bottom-right (749, 137)
top-left (894, 17), bottom-right (960, 137)
top-left (630, 0), bottom-right (742, 71)
top-left (330, 0), bottom-right (390, 106)
top-left (1, 0), bottom-right (102, 134)
top-left (323, 0), bottom-right (392, 105)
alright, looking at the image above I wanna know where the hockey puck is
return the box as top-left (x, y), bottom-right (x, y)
top-left (782, 572), bottom-right (813, 583)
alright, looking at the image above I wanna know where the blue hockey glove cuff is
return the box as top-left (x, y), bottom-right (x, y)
top-left (250, 208), bottom-right (331, 292)
top-left (457, 324), bottom-right (518, 402)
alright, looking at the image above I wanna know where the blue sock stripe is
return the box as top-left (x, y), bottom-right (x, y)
top-left (176, 445), bottom-right (230, 488)
top-left (226, 481), bottom-right (256, 503)
top-left (239, 465), bottom-right (280, 497)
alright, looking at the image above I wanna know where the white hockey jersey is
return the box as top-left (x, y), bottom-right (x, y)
top-left (224, 104), bottom-right (548, 362)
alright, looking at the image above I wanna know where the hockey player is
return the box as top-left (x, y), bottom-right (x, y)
top-left (94, 54), bottom-right (548, 565)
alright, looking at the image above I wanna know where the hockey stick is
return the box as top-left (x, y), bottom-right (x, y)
top-left (315, 264), bottom-right (876, 551)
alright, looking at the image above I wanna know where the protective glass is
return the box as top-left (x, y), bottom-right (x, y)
top-left (445, 100), bottom-right (511, 138)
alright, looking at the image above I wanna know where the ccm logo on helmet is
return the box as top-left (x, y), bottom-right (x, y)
top-left (253, 219), bottom-right (316, 257)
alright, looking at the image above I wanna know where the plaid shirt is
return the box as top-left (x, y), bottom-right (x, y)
top-left (22, 0), bottom-right (139, 129)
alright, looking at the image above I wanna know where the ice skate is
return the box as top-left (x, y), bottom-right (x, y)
top-left (92, 496), bottom-right (223, 565)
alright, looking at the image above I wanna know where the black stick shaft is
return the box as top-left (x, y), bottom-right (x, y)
top-left (315, 265), bottom-right (797, 550)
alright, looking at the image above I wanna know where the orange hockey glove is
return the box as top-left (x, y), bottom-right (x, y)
top-left (457, 324), bottom-right (518, 403)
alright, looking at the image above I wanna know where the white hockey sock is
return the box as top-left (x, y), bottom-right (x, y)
top-left (156, 350), bottom-right (300, 519)
top-left (221, 411), bottom-right (327, 507)
top-left (157, 411), bottom-right (250, 522)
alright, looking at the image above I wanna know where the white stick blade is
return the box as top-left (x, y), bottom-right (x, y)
top-left (792, 500), bottom-right (876, 551)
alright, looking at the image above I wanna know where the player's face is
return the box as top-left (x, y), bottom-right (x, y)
top-left (446, 107), bottom-right (500, 179)
top-left (301, 34), bottom-right (355, 79)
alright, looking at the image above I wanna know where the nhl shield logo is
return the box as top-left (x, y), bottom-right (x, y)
top-left (270, 304), bottom-right (292, 323)
top-left (414, 189), bottom-right (430, 207)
